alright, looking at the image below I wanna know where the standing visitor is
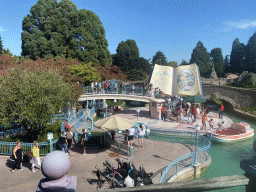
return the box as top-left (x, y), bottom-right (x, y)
top-left (59, 131), bottom-right (67, 153)
top-left (98, 82), bottom-right (102, 94)
top-left (64, 120), bottom-right (71, 132)
top-left (192, 105), bottom-right (197, 122)
top-left (81, 129), bottom-right (88, 156)
top-left (219, 103), bottom-right (224, 119)
top-left (95, 81), bottom-right (98, 94)
top-left (31, 141), bottom-right (41, 173)
top-left (217, 121), bottom-right (224, 130)
top-left (161, 105), bottom-right (166, 121)
top-left (91, 81), bottom-right (94, 94)
top-left (138, 124), bottom-right (144, 148)
top-left (208, 119), bottom-right (215, 131)
top-left (119, 82), bottom-right (123, 94)
top-left (201, 113), bottom-right (208, 130)
top-left (104, 81), bottom-right (108, 94)
top-left (155, 87), bottom-right (159, 98)
top-left (143, 83), bottom-right (146, 96)
top-left (66, 129), bottom-right (73, 154)
top-left (128, 126), bottom-right (135, 148)
top-left (132, 83), bottom-right (135, 94)
top-left (196, 106), bottom-right (200, 118)
top-left (11, 141), bottom-right (24, 172)
top-left (187, 110), bottom-right (193, 124)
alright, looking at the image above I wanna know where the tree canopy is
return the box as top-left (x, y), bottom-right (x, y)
top-left (152, 51), bottom-right (168, 66)
top-left (230, 38), bottom-right (245, 74)
top-left (0, 36), bottom-right (2, 55)
top-left (210, 48), bottom-right (224, 77)
top-left (0, 63), bottom-right (76, 138)
top-left (245, 32), bottom-right (256, 73)
top-left (21, 0), bottom-right (111, 65)
top-left (190, 41), bottom-right (211, 77)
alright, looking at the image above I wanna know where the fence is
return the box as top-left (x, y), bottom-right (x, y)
top-left (145, 128), bottom-right (211, 184)
top-left (0, 139), bottom-right (59, 156)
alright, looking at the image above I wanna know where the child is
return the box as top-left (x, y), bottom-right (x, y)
top-left (201, 113), bottom-right (207, 130)
top-left (31, 141), bottom-right (41, 173)
top-left (217, 121), bottom-right (224, 130)
top-left (208, 119), bottom-right (215, 131)
top-left (187, 111), bottom-right (193, 124)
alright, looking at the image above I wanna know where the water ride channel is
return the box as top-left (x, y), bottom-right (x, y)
top-left (199, 110), bottom-right (255, 192)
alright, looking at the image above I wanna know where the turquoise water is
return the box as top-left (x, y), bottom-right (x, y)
top-left (199, 111), bottom-right (255, 192)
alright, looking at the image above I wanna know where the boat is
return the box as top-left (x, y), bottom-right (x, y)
top-left (207, 122), bottom-right (254, 143)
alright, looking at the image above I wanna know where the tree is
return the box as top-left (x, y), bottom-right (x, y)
top-left (210, 48), bottom-right (224, 77)
top-left (180, 59), bottom-right (189, 66)
top-left (223, 55), bottom-right (231, 74)
top-left (189, 41), bottom-right (211, 77)
top-left (2, 48), bottom-right (13, 57)
top-left (21, 0), bottom-right (111, 65)
top-left (93, 63), bottom-right (128, 81)
top-left (245, 32), bottom-right (256, 73)
top-left (124, 39), bottom-right (139, 59)
top-left (0, 65), bottom-right (76, 141)
top-left (152, 51), bottom-right (168, 65)
top-left (0, 36), bottom-right (3, 55)
top-left (67, 61), bottom-right (101, 85)
top-left (230, 38), bottom-right (245, 74)
top-left (166, 61), bottom-right (177, 68)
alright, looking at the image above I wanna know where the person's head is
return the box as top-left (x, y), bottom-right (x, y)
top-left (16, 141), bottom-right (21, 147)
top-left (139, 124), bottom-right (143, 129)
top-left (211, 119), bottom-right (213, 121)
top-left (34, 141), bottom-right (39, 147)
top-left (62, 131), bottom-right (65, 136)
top-left (82, 129), bottom-right (85, 133)
top-left (65, 120), bottom-right (68, 124)
top-left (222, 121), bottom-right (224, 124)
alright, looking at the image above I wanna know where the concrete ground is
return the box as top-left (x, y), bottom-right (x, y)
top-left (0, 108), bottom-right (233, 192)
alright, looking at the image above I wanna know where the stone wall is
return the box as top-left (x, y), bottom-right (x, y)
top-left (202, 84), bottom-right (256, 109)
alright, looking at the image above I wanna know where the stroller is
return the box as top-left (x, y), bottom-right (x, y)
top-left (95, 158), bottom-right (153, 189)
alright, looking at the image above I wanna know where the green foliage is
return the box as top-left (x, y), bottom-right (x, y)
top-left (223, 55), bottom-right (231, 74)
top-left (21, 0), bottom-right (111, 65)
top-left (230, 38), bottom-right (245, 74)
top-left (211, 98), bottom-right (223, 105)
top-left (125, 39), bottom-right (139, 59)
top-left (210, 48), bottom-right (224, 77)
top-left (152, 51), bottom-right (168, 66)
top-left (2, 48), bottom-right (13, 57)
top-left (166, 61), bottom-right (177, 68)
top-left (106, 100), bottom-right (124, 107)
top-left (189, 41), bottom-right (211, 77)
top-left (245, 32), bottom-right (256, 73)
top-left (0, 65), bottom-right (75, 136)
top-left (241, 106), bottom-right (256, 115)
top-left (0, 36), bottom-right (2, 55)
top-left (179, 59), bottom-right (189, 66)
top-left (113, 40), bottom-right (149, 81)
top-left (67, 61), bottom-right (101, 85)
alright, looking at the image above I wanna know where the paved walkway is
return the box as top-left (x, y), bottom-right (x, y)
top-left (0, 108), bottom-right (233, 192)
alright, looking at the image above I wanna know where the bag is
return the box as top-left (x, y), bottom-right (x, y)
top-left (66, 132), bottom-right (73, 139)
top-left (29, 151), bottom-right (32, 157)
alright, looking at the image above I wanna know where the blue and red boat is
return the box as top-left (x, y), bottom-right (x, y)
top-left (208, 122), bottom-right (254, 143)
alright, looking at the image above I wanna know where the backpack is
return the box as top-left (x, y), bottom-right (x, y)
top-left (66, 131), bottom-right (73, 139)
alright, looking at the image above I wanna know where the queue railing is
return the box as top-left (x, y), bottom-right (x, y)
top-left (146, 128), bottom-right (211, 184)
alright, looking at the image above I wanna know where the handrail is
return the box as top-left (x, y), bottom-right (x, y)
top-left (147, 128), bottom-right (211, 184)
top-left (159, 152), bottom-right (194, 183)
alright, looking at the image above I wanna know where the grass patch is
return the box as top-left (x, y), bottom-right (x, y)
top-left (240, 106), bottom-right (256, 115)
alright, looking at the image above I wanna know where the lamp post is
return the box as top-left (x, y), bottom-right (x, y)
top-left (105, 103), bottom-right (108, 118)
top-left (180, 97), bottom-right (183, 109)
top-left (194, 123), bottom-right (200, 165)
top-left (86, 96), bottom-right (88, 110)
top-left (136, 107), bottom-right (140, 122)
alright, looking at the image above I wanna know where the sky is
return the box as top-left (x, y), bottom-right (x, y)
top-left (0, 0), bottom-right (256, 65)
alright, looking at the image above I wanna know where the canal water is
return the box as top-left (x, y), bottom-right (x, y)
top-left (199, 110), bottom-right (255, 192)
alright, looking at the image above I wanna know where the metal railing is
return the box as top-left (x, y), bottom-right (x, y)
top-left (90, 107), bottom-right (95, 117)
top-left (0, 139), bottom-right (59, 156)
top-left (145, 128), bottom-right (211, 184)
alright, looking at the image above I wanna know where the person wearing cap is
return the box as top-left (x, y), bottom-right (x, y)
top-left (64, 120), bottom-right (71, 132)
top-left (81, 129), bottom-right (88, 155)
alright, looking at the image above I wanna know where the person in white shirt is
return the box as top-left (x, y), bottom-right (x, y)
top-left (91, 81), bottom-right (94, 94)
top-left (128, 126), bottom-right (135, 147)
top-left (138, 124), bottom-right (144, 148)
